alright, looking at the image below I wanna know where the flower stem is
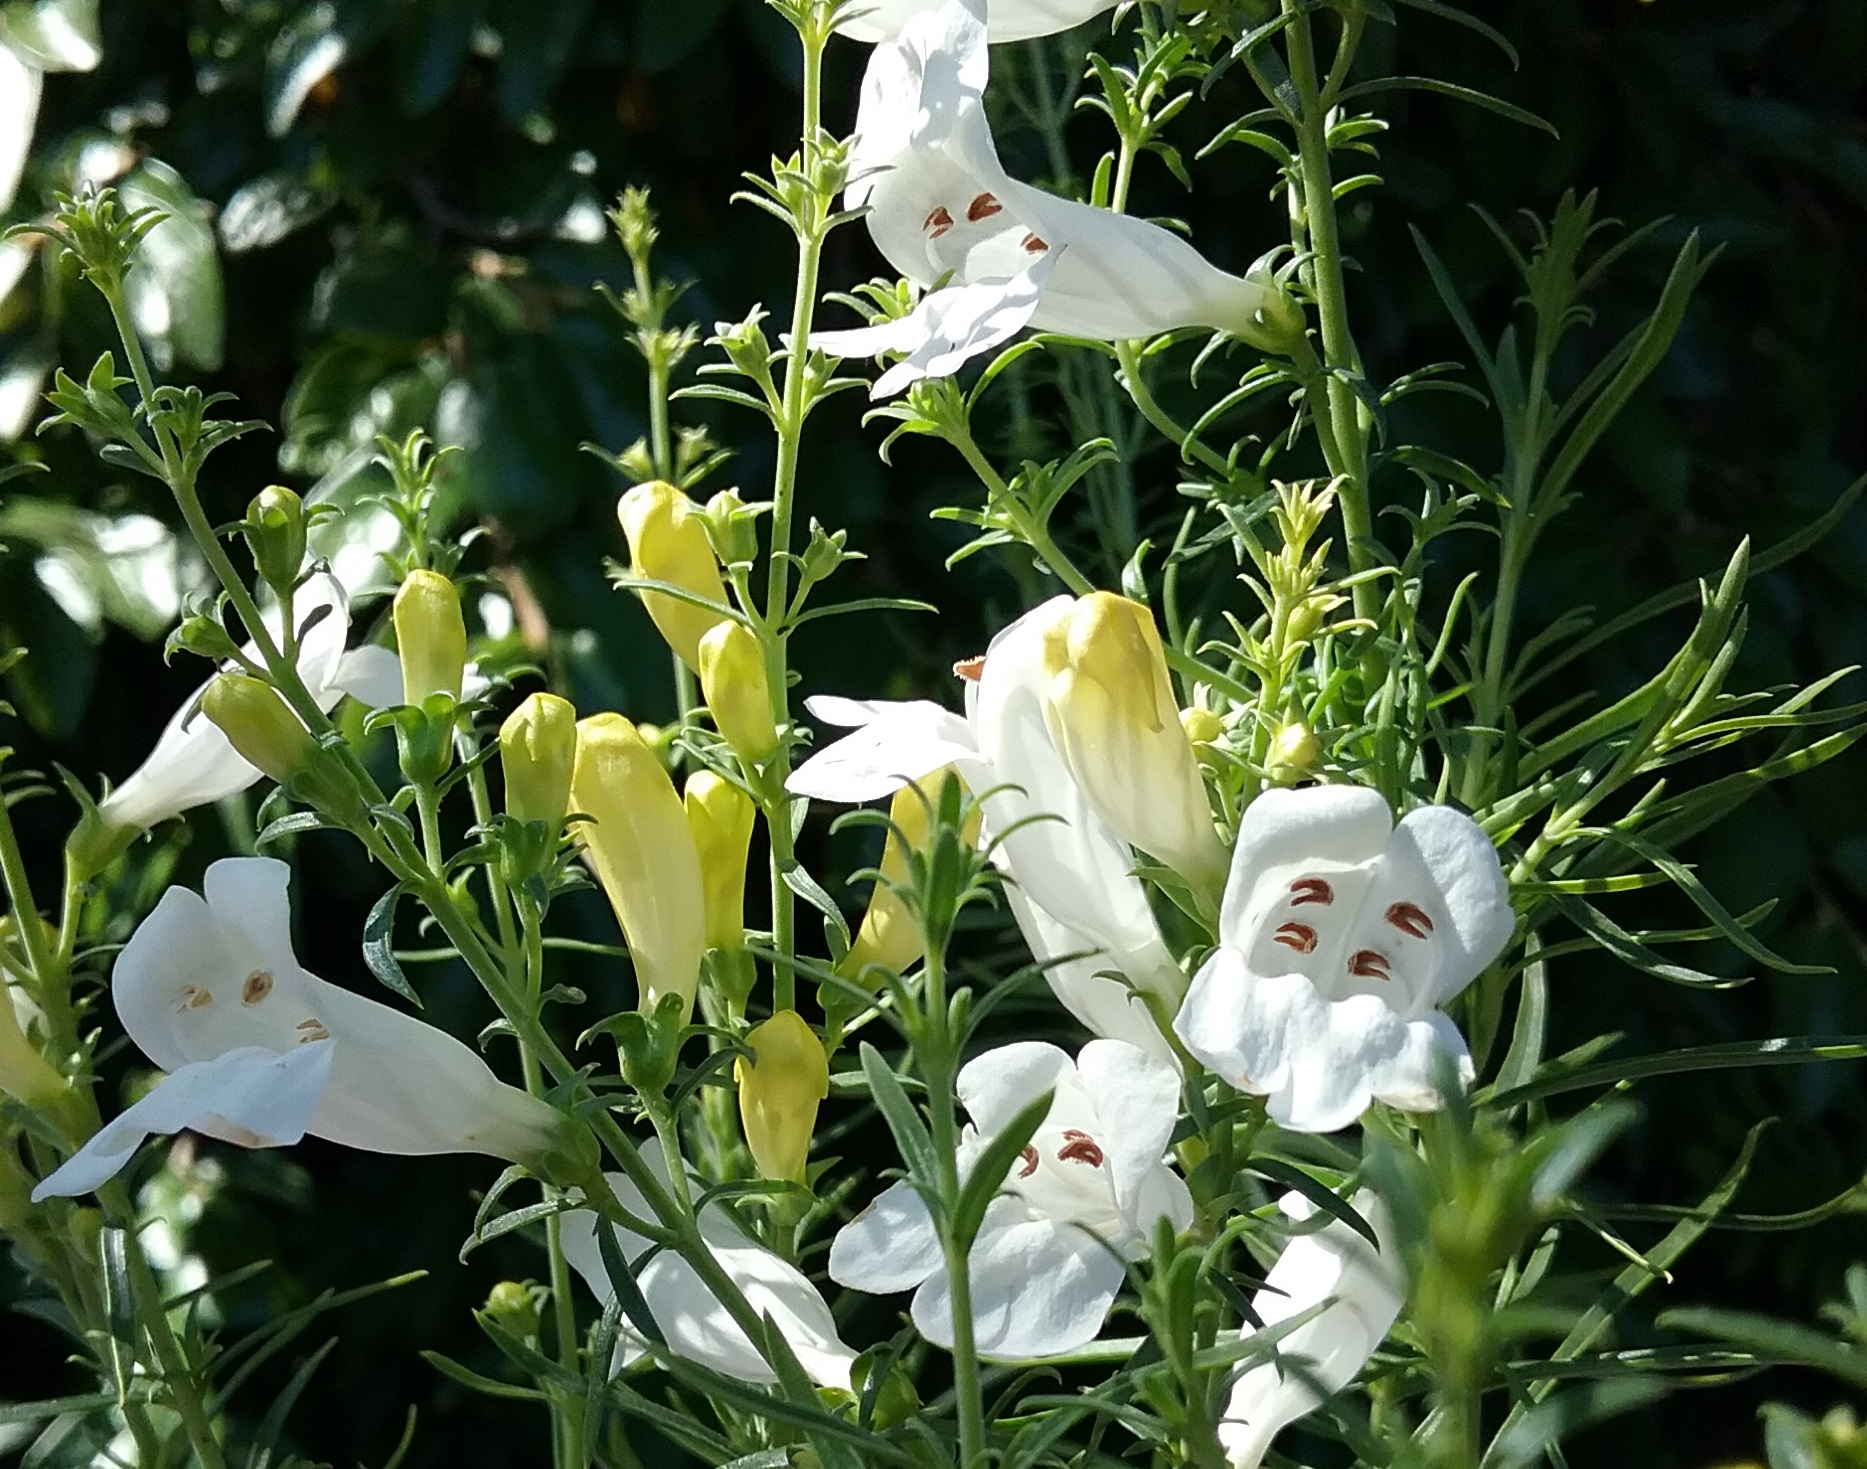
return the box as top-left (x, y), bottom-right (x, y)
top-left (947, 422), bottom-right (1095, 595)
top-left (1282, 0), bottom-right (1378, 625)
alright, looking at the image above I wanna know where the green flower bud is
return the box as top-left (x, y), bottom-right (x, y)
top-left (482, 1281), bottom-right (541, 1340)
top-left (244, 486), bottom-right (307, 594)
top-left (697, 621), bottom-right (778, 765)
top-left (1266, 721), bottom-right (1321, 786)
top-left (393, 570), bottom-right (466, 704)
top-left (202, 675), bottom-right (317, 787)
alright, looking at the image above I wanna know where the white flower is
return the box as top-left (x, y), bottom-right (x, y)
top-left (98, 572), bottom-right (400, 833)
top-left (1221, 1190), bottom-right (1405, 1469)
top-left (834, 0), bottom-right (1115, 44)
top-left (33, 857), bottom-right (565, 1200)
top-left (829, 1039), bottom-right (1191, 1358)
top-left (788, 597), bottom-right (1183, 1060)
top-left (1174, 785), bottom-right (1515, 1134)
top-left (558, 1152), bottom-right (858, 1390)
top-left (814, 0), bottom-right (1288, 397)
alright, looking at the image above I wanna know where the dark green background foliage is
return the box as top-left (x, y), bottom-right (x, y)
top-left (3, 0), bottom-right (1866, 1464)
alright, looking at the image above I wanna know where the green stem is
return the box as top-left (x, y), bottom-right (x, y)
top-left (1282, 0), bottom-right (1377, 624)
top-left (948, 426), bottom-right (1095, 595)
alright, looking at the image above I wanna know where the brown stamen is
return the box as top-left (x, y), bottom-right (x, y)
top-left (1385, 901), bottom-right (1434, 938)
top-left (178, 985), bottom-right (212, 1010)
top-left (1057, 1129), bottom-right (1105, 1167)
top-left (967, 192), bottom-right (1002, 221)
top-left (1272, 922), bottom-right (1318, 954)
top-left (953, 654), bottom-right (986, 682)
top-left (1020, 232), bottom-right (1049, 253)
top-left (1348, 949), bottom-right (1392, 981)
top-left (296, 1017), bottom-right (330, 1042)
top-left (1289, 877), bottom-right (1334, 906)
top-left (242, 970), bottom-right (273, 1004)
top-left (1018, 1145), bottom-right (1039, 1179)
top-left (925, 206), bottom-right (955, 238)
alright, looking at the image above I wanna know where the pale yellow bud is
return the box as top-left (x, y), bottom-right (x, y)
top-left (570, 715), bottom-right (707, 1021)
top-left (683, 771), bottom-right (756, 952)
top-left (841, 770), bottom-right (978, 982)
top-left (616, 480), bottom-right (730, 671)
top-left (735, 1010), bottom-right (829, 1184)
top-left (499, 693), bottom-right (577, 832)
top-left (1181, 706), bottom-right (1224, 746)
top-left (393, 570), bottom-right (467, 703)
top-left (202, 675), bottom-right (317, 786)
top-left (1266, 721), bottom-right (1321, 786)
top-left (696, 621), bottom-right (778, 764)
top-left (1039, 594), bottom-right (1228, 890)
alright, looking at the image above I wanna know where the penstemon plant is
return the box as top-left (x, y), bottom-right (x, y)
top-left (3, 1), bottom-right (1866, 1468)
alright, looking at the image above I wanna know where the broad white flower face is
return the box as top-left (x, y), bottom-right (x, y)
top-left (1222, 1190), bottom-right (1405, 1469)
top-left (559, 1154), bottom-right (858, 1391)
top-left (834, 0), bottom-right (1116, 45)
top-left (788, 599), bottom-right (1182, 1060)
top-left (829, 1039), bottom-right (1192, 1358)
top-left (1174, 786), bottom-right (1514, 1133)
top-left (98, 572), bottom-right (401, 833)
top-left (33, 857), bottom-right (563, 1200)
top-left (815, 0), bottom-right (1284, 397)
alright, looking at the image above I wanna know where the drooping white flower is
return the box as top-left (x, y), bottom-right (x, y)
top-left (1174, 785), bottom-right (1514, 1134)
top-left (834, 0), bottom-right (1115, 45)
top-left (558, 1151), bottom-right (858, 1390)
top-left (788, 597), bottom-right (1183, 1060)
top-left (1221, 1190), bottom-right (1405, 1469)
top-left (33, 857), bottom-right (566, 1200)
top-left (814, 0), bottom-right (1290, 397)
top-left (97, 572), bottom-right (400, 833)
top-left (830, 1039), bottom-right (1191, 1358)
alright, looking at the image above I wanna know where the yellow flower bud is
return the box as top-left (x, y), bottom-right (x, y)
top-left (1039, 594), bottom-right (1228, 890)
top-left (617, 480), bottom-right (730, 671)
top-left (0, 929), bottom-right (65, 1109)
top-left (570, 715), bottom-right (707, 1022)
top-left (735, 1010), bottom-right (828, 1184)
top-left (202, 675), bottom-right (317, 786)
top-left (841, 770), bottom-right (978, 982)
top-left (1266, 721), bottom-right (1322, 786)
top-left (684, 771), bottom-right (756, 952)
top-left (696, 621), bottom-right (778, 765)
top-left (500, 693), bottom-right (577, 832)
top-left (393, 569), bottom-right (467, 704)
top-left (1181, 706), bottom-right (1224, 746)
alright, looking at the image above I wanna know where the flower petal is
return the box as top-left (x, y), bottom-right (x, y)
top-left (112, 881), bottom-right (259, 1073)
top-left (1218, 785), bottom-right (1394, 946)
top-left (835, 0), bottom-right (1116, 45)
top-left (327, 644), bottom-right (403, 710)
top-left (1221, 1190), bottom-right (1404, 1468)
top-left (1004, 888), bottom-right (1176, 1060)
top-left (1390, 805), bottom-right (1515, 1005)
top-left (1174, 950), bottom-right (1472, 1134)
top-left (911, 1196), bottom-right (1125, 1357)
top-left (829, 1179), bottom-right (942, 1294)
top-left (956, 1040), bottom-right (1073, 1133)
top-left (202, 855), bottom-right (301, 987)
top-left (31, 1042), bottom-right (334, 1201)
top-left (96, 682), bottom-right (261, 832)
top-left (787, 697), bottom-right (979, 802)
top-left (1074, 1039), bottom-right (1183, 1228)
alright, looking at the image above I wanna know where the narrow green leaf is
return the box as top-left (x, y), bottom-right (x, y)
top-left (951, 1089), bottom-right (1052, 1248)
top-left (1339, 76), bottom-right (1556, 136)
top-left (858, 1042), bottom-right (939, 1187)
top-left (362, 883), bottom-right (420, 1005)
top-left (1484, 1038), bottom-right (1867, 1109)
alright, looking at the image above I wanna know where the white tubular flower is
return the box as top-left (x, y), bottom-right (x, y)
top-left (834, 0), bottom-right (1115, 44)
top-left (558, 1153), bottom-right (858, 1390)
top-left (33, 857), bottom-right (567, 1201)
top-left (830, 1040), bottom-right (1191, 1358)
top-left (1221, 1191), bottom-right (1405, 1469)
top-left (814, 0), bottom-right (1288, 398)
top-left (787, 599), bottom-right (1184, 1061)
top-left (98, 573), bottom-right (399, 833)
top-left (1174, 786), bottom-right (1515, 1134)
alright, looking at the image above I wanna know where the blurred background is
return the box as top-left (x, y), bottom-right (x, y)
top-left (2, 0), bottom-right (1865, 1463)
